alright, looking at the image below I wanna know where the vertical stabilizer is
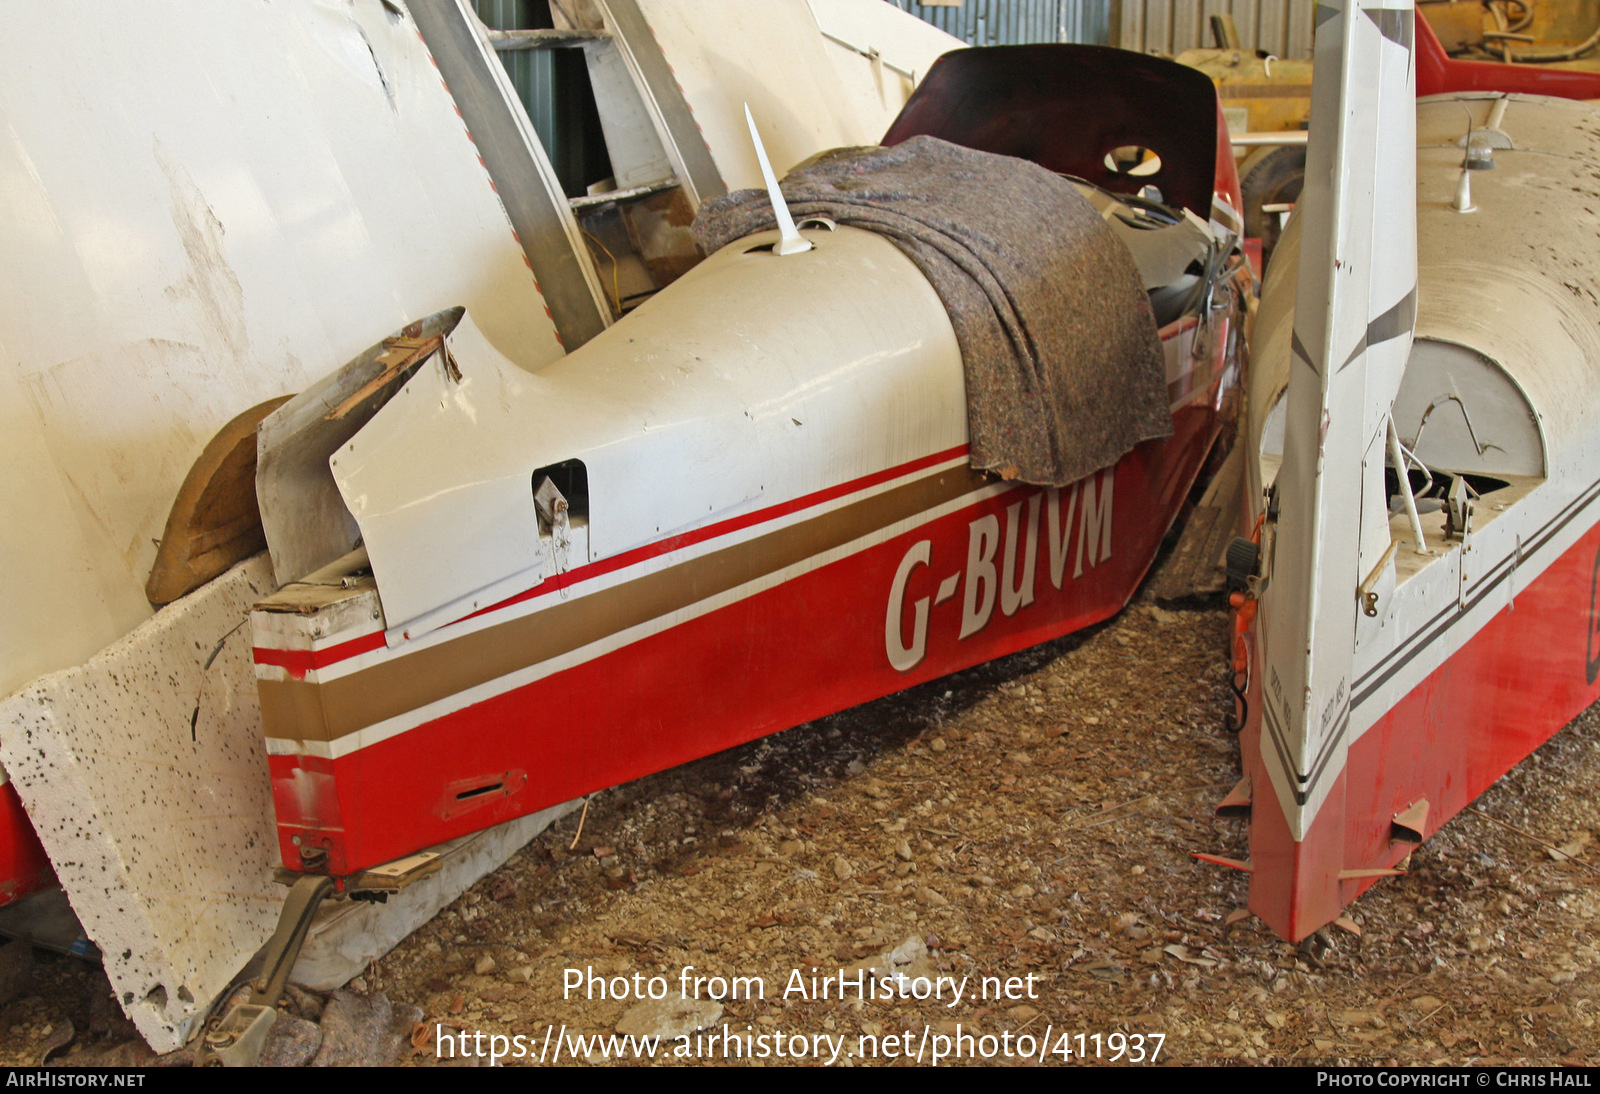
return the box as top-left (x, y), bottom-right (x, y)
top-left (1255, 0), bottom-right (1416, 877)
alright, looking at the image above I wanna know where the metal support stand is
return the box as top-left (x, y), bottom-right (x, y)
top-left (196, 874), bottom-right (334, 1067)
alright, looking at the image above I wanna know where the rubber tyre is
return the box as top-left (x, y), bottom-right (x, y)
top-left (1241, 144), bottom-right (1306, 272)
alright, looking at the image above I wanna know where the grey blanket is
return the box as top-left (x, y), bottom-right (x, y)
top-left (694, 136), bottom-right (1171, 488)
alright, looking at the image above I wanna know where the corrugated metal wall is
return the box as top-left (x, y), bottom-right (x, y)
top-left (891, 0), bottom-right (1313, 57)
top-left (474, 0), bottom-right (556, 141)
top-left (887, 0), bottom-right (1112, 46)
top-left (1113, 1), bottom-right (1315, 58)
top-left (473, 0), bottom-right (611, 196)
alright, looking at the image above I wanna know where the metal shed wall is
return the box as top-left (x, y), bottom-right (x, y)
top-left (1113, 0), bottom-right (1315, 59)
top-left (887, 0), bottom-right (1112, 46)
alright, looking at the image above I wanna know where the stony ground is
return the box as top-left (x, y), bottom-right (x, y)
top-left (3, 591), bottom-right (1599, 1066)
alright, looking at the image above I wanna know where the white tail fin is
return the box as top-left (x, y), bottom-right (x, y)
top-left (743, 103), bottom-right (811, 256)
top-left (1257, 1), bottom-right (1417, 836)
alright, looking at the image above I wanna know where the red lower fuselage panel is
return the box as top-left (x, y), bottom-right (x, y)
top-left (1244, 520), bottom-right (1600, 940)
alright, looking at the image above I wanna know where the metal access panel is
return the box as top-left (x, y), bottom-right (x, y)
top-left (1114, 0), bottom-right (1315, 59)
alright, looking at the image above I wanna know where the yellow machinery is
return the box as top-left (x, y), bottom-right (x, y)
top-left (1177, 3), bottom-right (1600, 268)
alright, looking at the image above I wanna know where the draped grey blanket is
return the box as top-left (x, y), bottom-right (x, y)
top-left (693, 136), bottom-right (1171, 487)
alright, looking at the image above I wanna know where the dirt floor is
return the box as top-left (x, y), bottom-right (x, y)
top-left (2, 591), bottom-right (1599, 1066)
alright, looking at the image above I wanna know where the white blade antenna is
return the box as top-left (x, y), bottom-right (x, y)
top-left (744, 103), bottom-right (811, 256)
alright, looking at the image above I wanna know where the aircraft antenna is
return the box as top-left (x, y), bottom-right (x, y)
top-left (1452, 103), bottom-right (1477, 212)
top-left (743, 103), bottom-right (812, 256)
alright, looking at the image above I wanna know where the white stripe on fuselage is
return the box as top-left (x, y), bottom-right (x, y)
top-left (255, 452), bottom-right (975, 686)
top-left (265, 472), bottom-right (1018, 760)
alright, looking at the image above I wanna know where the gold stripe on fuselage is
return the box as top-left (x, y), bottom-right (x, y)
top-left (259, 464), bottom-right (991, 745)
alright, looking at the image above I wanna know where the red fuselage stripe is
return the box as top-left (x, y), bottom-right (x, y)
top-left (253, 630), bottom-right (387, 675)
top-left (253, 443), bottom-right (973, 673)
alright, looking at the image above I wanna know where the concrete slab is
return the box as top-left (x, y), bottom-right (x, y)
top-left (0, 557), bottom-right (281, 1051)
top-left (0, 555), bottom-right (574, 1052)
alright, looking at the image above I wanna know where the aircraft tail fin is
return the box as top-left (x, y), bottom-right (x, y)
top-left (1256, 0), bottom-right (1417, 838)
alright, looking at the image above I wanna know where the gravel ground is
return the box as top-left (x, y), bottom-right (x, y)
top-left (3, 593), bottom-right (1598, 1066)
